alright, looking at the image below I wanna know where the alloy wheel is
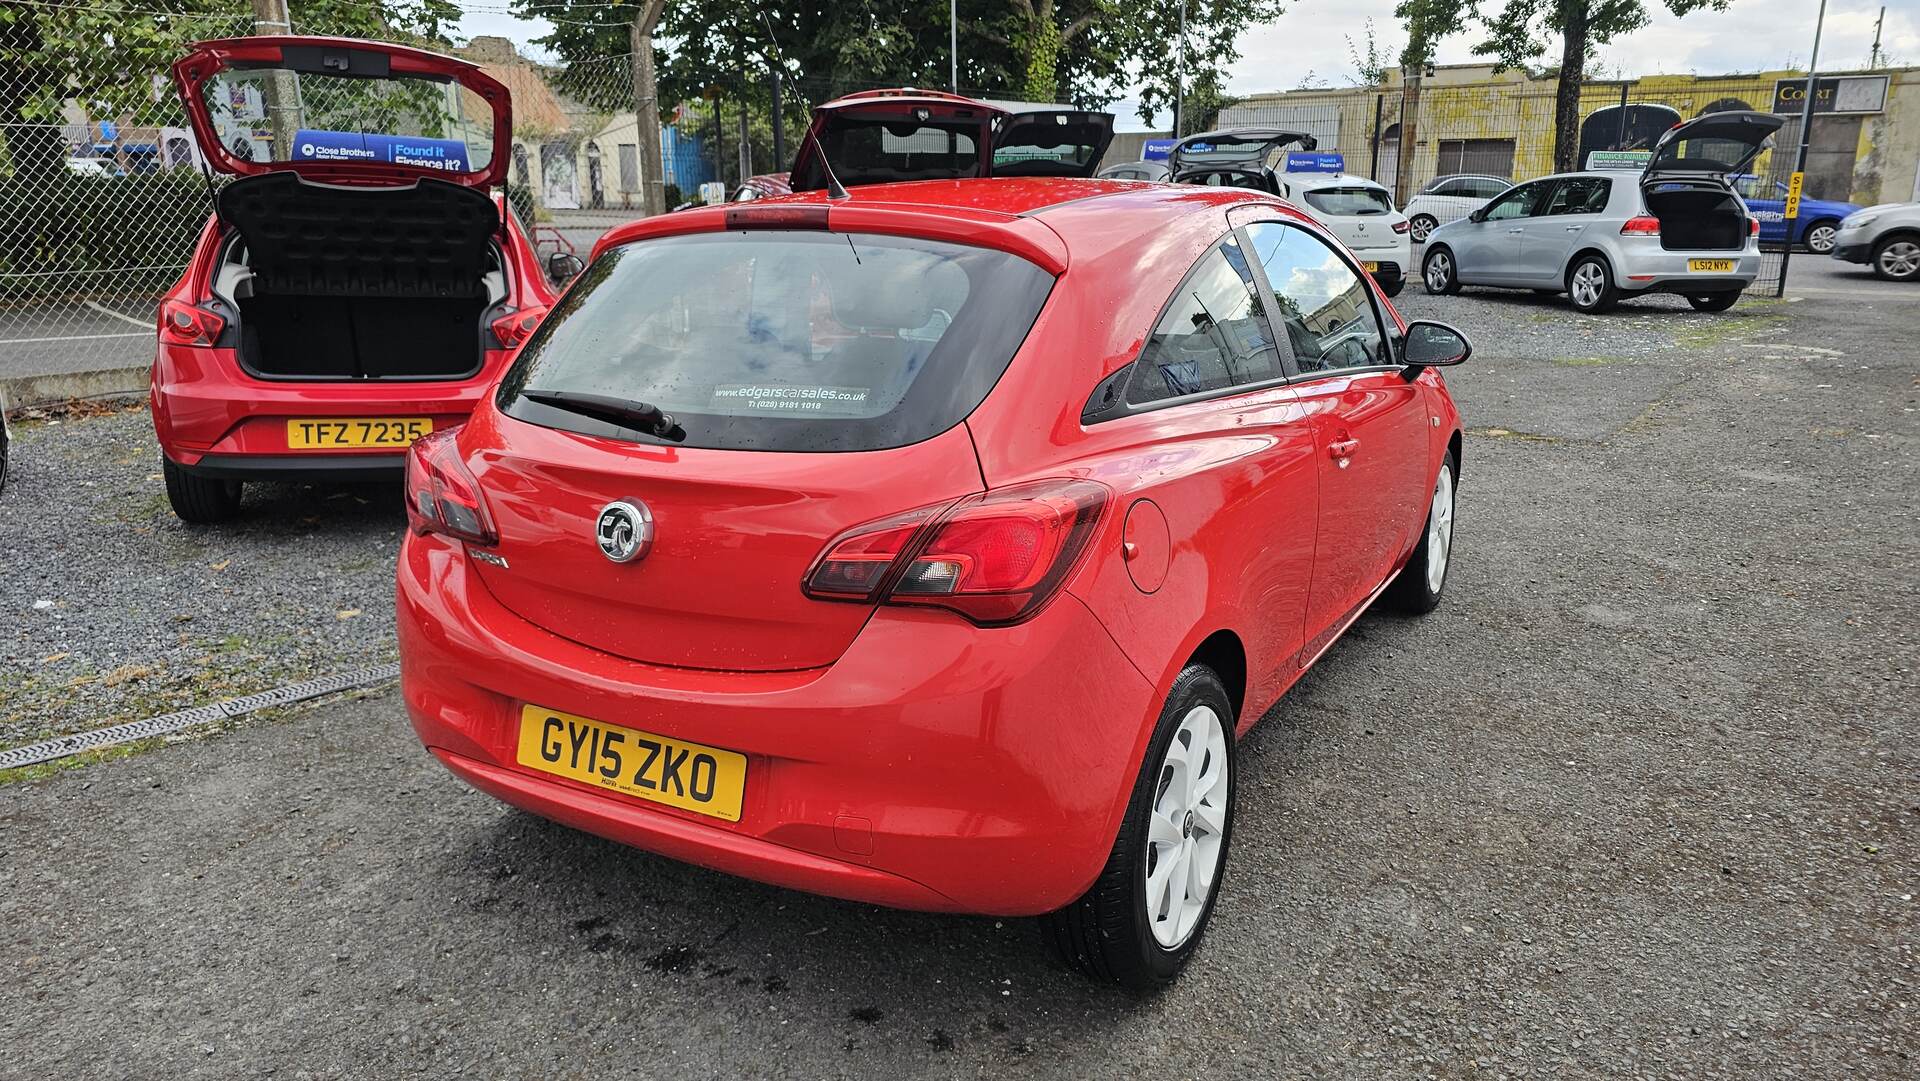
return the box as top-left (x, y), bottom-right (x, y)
top-left (1143, 704), bottom-right (1230, 949)
top-left (1426, 463), bottom-right (1455, 593)
top-left (1570, 262), bottom-right (1605, 309)
top-left (1411, 216), bottom-right (1434, 243)
top-left (1878, 240), bottom-right (1920, 279)
top-left (1804, 223), bottom-right (1837, 254)
top-left (1424, 252), bottom-right (1452, 292)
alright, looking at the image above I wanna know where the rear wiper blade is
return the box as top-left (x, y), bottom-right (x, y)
top-left (521, 389), bottom-right (687, 442)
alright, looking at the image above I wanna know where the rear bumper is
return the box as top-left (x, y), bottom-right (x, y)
top-left (150, 342), bottom-right (506, 469)
top-left (396, 530), bottom-right (1160, 916)
top-left (173, 452), bottom-right (406, 482)
top-left (1614, 247), bottom-right (1760, 294)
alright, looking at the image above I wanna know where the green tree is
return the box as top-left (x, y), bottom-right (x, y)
top-left (1406, 0), bottom-right (1734, 173)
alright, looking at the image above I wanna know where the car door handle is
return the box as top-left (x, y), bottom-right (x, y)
top-left (1506, 227), bottom-right (1523, 235)
top-left (1328, 438), bottom-right (1360, 460)
top-left (1564, 224), bottom-right (1583, 232)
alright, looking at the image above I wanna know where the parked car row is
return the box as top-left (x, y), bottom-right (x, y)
top-left (139, 35), bottom-right (1473, 993)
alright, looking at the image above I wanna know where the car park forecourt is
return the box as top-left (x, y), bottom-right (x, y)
top-left (399, 170), bottom-right (1468, 991)
top-left (150, 36), bottom-right (564, 524)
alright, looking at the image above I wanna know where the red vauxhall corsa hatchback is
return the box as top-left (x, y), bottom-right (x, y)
top-left (400, 158), bottom-right (1470, 988)
top-left (151, 37), bottom-right (563, 522)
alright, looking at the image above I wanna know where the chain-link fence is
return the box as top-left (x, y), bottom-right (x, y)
top-left (0, 2), bottom-right (1073, 382)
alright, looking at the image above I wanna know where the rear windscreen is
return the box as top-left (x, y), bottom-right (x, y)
top-left (1302, 187), bottom-right (1392, 215)
top-left (198, 62), bottom-right (496, 176)
top-left (821, 118), bottom-right (981, 184)
top-left (497, 231), bottom-right (1055, 452)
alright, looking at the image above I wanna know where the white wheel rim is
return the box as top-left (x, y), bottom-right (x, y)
top-left (1424, 253), bottom-right (1451, 291)
top-left (1806, 225), bottom-right (1835, 253)
top-left (1426, 463), bottom-right (1455, 593)
top-left (1881, 241), bottom-right (1920, 277)
top-left (1412, 218), bottom-right (1431, 242)
top-left (1143, 704), bottom-right (1229, 949)
top-left (1571, 263), bottom-right (1603, 307)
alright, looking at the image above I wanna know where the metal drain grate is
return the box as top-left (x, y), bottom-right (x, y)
top-left (0, 662), bottom-right (402, 771)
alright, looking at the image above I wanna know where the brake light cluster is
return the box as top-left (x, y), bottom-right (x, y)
top-left (490, 306), bottom-right (549, 349)
top-left (1391, 219), bottom-right (1411, 234)
top-left (158, 299), bottom-right (225, 347)
top-left (804, 479), bottom-right (1110, 626)
top-left (1619, 216), bottom-right (1661, 237)
top-left (1749, 217), bottom-right (1762, 236)
top-left (405, 428), bottom-right (496, 545)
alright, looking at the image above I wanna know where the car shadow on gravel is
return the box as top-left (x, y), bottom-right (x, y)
top-left (440, 796), bottom-right (1149, 1047)
top-left (201, 479), bottom-right (406, 536)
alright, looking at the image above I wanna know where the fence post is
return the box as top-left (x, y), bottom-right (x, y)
top-left (737, 89), bottom-right (751, 183)
top-left (1368, 94), bottom-right (1383, 182)
top-left (1614, 82), bottom-right (1629, 153)
top-left (1777, 0), bottom-right (1828, 298)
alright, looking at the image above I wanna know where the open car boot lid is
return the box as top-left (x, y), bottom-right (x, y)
top-left (1644, 110), bottom-right (1785, 181)
top-left (171, 35), bottom-right (511, 189)
top-left (1168, 128), bottom-right (1318, 178)
top-left (789, 90), bottom-right (1117, 190)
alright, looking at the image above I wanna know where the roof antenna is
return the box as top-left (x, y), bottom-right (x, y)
top-left (807, 123), bottom-right (850, 200)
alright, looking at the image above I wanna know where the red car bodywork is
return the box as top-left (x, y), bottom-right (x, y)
top-left (151, 37), bottom-right (556, 481)
top-left (400, 177), bottom-right (1462, 916)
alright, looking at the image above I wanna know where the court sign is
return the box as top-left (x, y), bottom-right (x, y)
top-left (1772, 75), bottom-right (1889, 116)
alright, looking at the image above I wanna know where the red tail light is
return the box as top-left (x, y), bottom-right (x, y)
top-left (1619, 215), bottom-right (1661, 237)
top-left (159, 298), bottom-right (225, 347)
top-left (803, 479), bottom-right (1110, 626)
top-left (725, 205), bottom-right (830, 230)
top-left (490, 306), bottom-right (549, 349)
top-left (1391, 219), bottom-right (1411, 234)
top-left (405, 428), bottom-right (496, 545)
top-left (1749, 217), bottom-right (1761, 236)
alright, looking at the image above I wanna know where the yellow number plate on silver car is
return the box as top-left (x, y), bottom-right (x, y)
top-left (1687, 259), bottom-right (1736, 273)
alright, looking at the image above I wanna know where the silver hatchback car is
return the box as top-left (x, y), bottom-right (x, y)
top-left (1421, 111), bottom-right (1785, 313)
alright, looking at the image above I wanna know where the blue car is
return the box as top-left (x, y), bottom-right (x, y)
top-left (1731, 174), bottom-right (1861, 254)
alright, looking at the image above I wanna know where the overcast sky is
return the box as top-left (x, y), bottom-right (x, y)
top-left (457, 1), bottom-right (1918, 130)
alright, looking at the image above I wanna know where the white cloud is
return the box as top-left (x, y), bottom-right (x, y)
top-left (1223, 0), bottom-right (1917, 98)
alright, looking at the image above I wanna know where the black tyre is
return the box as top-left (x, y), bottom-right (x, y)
top-left (1385, 450), bottom-right (1457, 615)
top-left (1686, 291), bottom-right (1740, 312)
top-left (1870, 233), bottom-right (1920, 281)
top-left (1566, 255), bottom-right (1618, 313)
top-left (1044, 664), bottom-right (1236, 993)
top-left (1380, 276), bottom-right (1405, 299)
top-left (163, 458), bottom-right (242, 523)
top-left (1409, 214), bottom-right (1437, 243)
top-left (1422, 246), bottom-right (1461, 295)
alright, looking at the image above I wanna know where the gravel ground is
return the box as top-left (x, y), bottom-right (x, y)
top-left (0, 408), bottom-right (405, 749)
top-left (2, 288), bottom-right (1916, 1079)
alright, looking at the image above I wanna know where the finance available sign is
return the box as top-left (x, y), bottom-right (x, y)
top-left (292, 129), bottom-right (471, 172)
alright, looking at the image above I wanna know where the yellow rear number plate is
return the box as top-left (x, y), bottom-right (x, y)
top-left (1362, 261), bottom-right (1380, 272)
top-left (1688, 259), bottom-right (1735, 273)
top-left (286, 417), bottom-right (432, 449)
top-left (516, 704), bottom-right (747, 821)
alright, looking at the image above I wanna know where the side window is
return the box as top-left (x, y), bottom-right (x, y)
top-left (1483, 181), bottom-right (1549, 221)
top-left (1244, 222), bottom-right (1389, 376)
top-left (1431, 179), bottom-right (1469, 197)
top-left (1125, 235), bottom-right (1283, 405)
top-left (1470, 178), bottom-right (1512, 199)
top-left (1544, 176), bottom-right (1610, 215)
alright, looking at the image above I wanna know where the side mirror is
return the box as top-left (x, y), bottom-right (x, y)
top-left (546, 251), bottom-right (584, 286)
top-left (1401, 320), bottom-right (1471, 373)
top-left (1466, 208), bottom-right (1487, 223)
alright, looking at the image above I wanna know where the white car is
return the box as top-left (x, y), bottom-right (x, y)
top-left (1831, 202), bottom-right (1920, 281)
top-left (1402, 174), bottom-right (1512, 243)
top-left (64, 157), bottom-right (115, 178)
top-left (1272, 173), bottom-right (1412, 297)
